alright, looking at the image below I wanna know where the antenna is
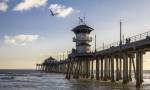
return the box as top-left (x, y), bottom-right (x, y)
top-left (120, 20), bottom-right (122, 46)
top-left (83, 12), bottom-right (86, 24)
top-left (95, 34), bottom-right (97, 52)
top-left (78, 17), bottom-right (83, 24)
top-left (78, 16), bottom-right (86, 25)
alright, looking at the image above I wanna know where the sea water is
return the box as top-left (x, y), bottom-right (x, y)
top-left (0, 70), bottom-right (150, 90)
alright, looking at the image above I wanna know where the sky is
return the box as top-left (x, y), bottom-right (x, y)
top-left (1, 0), bottom-right (150, 69)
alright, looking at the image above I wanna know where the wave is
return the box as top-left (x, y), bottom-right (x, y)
top-left (0, 76), bottom-right (15, 80)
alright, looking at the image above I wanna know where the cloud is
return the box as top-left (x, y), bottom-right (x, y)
top-left (0, 0), bottom-right (8, 12)
top-left (48, 4), bottom-right (79, 18)
top-left (13, 0), bottom-right (48, 11)
top-left (4, 34), bottom-right (39, 46)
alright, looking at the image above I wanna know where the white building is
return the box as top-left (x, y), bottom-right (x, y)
top-left (72, 24), bottom-right (94, 53)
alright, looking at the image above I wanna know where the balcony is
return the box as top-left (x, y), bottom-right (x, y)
top-left (73, 37), bottom-right (92, 42)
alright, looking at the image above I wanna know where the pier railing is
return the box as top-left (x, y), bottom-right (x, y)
top-left (97, 31), bottom-right (150, 51)
top-left (47, 31), bottom-right (150, 61)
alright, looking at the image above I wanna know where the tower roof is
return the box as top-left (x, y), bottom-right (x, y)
top-left (72, 24), bottom-right (94, 34)
top-left (42, 56), bottom-right (58, 65)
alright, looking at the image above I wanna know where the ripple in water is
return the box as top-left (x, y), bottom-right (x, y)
top-left (0, 70), bottom-right (150, 90)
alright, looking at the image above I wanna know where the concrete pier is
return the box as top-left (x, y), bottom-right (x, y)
top-left (37, 23), bottom-right (150, 88)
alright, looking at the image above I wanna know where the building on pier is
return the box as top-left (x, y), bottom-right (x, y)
top-left (40, 56), bottom-right (59, 72)
top-left (65, 22), bottom-right (95, 79)
top-left (72, 24), bottom-right (93, 53)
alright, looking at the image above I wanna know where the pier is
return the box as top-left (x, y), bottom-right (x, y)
top-left (36, 21), bottom-right (150, 87)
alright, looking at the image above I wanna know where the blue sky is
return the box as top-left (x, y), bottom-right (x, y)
top-left (1, 0), bottom-right (150, 69)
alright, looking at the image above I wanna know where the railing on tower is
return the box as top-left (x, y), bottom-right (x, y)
top-left (73, 37), bottom-right (92, 42)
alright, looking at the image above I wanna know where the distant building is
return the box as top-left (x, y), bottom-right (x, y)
top-left (42, 56), bottom-right (58, 72)
top-left (42, 56), bottom-right (58, 65)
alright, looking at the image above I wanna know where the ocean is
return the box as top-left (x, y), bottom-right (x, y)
top-left (0, 70), bottom-right (150, 90)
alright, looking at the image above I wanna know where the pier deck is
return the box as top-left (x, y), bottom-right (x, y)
top-left (37, 30), bottom-right (150, 87)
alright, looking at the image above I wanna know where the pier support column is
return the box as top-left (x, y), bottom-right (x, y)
top-left (104, 57), bottom-right (108, 81)
top-left (88, 59), bottom-right (90, 78)
top-left (67, 63), bottom-right (72, 79)
top-left (96, 57), bottom-right (100, 80)
top-left (136, 51), bottom-right (144, 87)
top-left (123, 54), bottom-right (128, 84)
top-left (70, 61), bottom-right (74, 78)
top-left (116, 56), bottom-right (119, 81)
top-left (78, 60), bottom-right (81, 78)
top-left (119, 57), bottom-right (122, 80)
top-left (108, 58), bottom-right (111, 80)
top-left (72, 62), bottom-right (75, 78)
top-left (66, 58), bottom-right (74, 79)
top-left (81, 58), bottom-right (85, 78)
top-left (83, 59), bottom-right (86, 78)
top-left (101, 57), bottom-right (103, 80)
top-left (80, 59), bottom-right (83, 77)
top-left (126, 55), bottom-right (129, 83)
top-left (80, 58), bottom-right (82, 78)
top-left (81, 58), bottom-right (84, 78)
top-left (129, 56), bottom-right (132, 81)
top-left (91, 59), bottom-right (94, 79)
top-left (86, 58), bottom-right (90, 79)
top-left (73, 58), bottom-right (79, 79)
top-left (65, 61), bottom-right (71, 79)
top-left (111, 56), bottom-right (115, 82)
top-left (131, 56), bottom-right (136, 80)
